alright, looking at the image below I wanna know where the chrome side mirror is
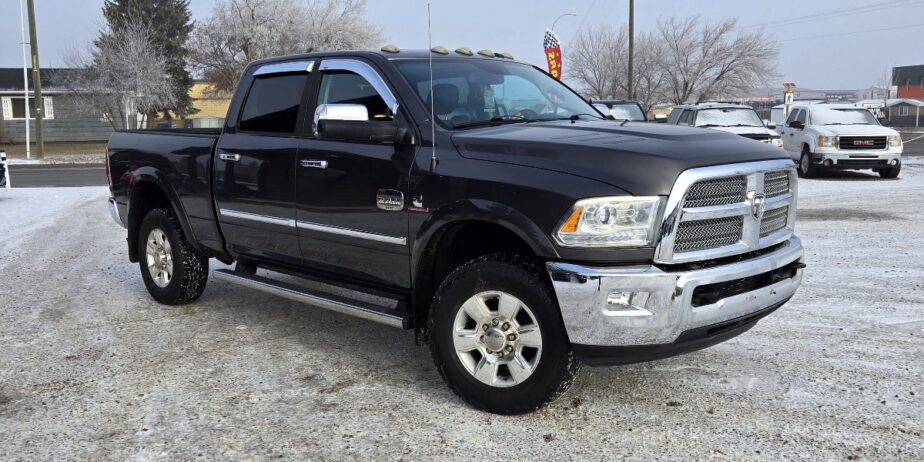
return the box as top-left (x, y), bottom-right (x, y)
top-left (313, 103), bottom-right (369, 135)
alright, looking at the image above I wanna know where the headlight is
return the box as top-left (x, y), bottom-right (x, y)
top-left (554, 197), bottom-right (664, 247)
top-left (889, 135), bottom-right (902, 147)
top-left (818, 135), bottom-right (837, 148)
top-left (769, 137), bottom-right (783, 147)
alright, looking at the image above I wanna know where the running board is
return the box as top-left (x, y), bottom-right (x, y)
top-left (213, 269), bottom-right (406, 328)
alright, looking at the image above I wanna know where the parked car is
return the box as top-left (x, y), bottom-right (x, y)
top-left (667, 103), bottom-right (782, 147)
top-left (780, 104), bottom-right (903, 178)
top-left (106, 47), bottom-right (805, 414)
top-left (0, 150), bottom-right (7, 188)
top-left (590, 100), bottom-right (648, 121)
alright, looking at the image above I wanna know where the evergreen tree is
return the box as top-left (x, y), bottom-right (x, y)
top-left (101, 0), bottom-right (195, 117)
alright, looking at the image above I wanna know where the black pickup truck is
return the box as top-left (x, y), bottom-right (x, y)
top-left (107, 47), bottom-right (805, 414)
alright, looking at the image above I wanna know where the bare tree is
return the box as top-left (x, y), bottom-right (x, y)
top-left (566, 25), bottom-right (627, 101)
top-left (628, 32), bottom-right (669, 110)
top-left (67, 18), bottom-right (177, 130)
top-left (657, 17), bottom-right (778, 104)
top-left (189, 0), bottom-right (383, 93)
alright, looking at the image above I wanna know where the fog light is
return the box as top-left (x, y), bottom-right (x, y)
top-left (889, 159), bottom-right (898, 166)
top-left (603, 291), bottom-right (653, 317)
top-left (823, 159), bottom-right (833, 167)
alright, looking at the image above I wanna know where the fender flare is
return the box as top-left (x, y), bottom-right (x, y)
top-left (409, 199), bottom-right (560, 329)
top-left (125, 167), bottom-right (203, 261)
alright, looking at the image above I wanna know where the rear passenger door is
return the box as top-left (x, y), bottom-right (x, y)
top-left (213, 61), bottom-right (312, 264)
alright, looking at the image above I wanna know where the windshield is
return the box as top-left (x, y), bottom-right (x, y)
top-left (606, 103), bottom-right (646, 121)
top-left (694, 108), bottom-right (764, 127)
top-left (812, 109), bottom-right (879, 126)
top-left (395, 58), bottom-right (602, 128)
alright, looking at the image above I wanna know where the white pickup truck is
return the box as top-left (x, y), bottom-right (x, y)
top-left (780, 104), bottom-right (903, 178)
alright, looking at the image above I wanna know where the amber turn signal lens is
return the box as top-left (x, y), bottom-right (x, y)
top-left (559, 207), bottom-right (584, 234)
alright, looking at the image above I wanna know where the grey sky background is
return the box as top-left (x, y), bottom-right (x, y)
top-left (1, 0), bottom-right (922, 91)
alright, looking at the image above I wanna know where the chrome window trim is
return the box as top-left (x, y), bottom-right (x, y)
top-left (296, 220), bottom-right (407, 246)
top-left (219, 208), bottom-right (296, 228)
top-left (654, 159), bottom-right (797, 264)
top-left (318, 59), bottom-right (399, 114)
top-left (253, 60), bottom-right (315, 76)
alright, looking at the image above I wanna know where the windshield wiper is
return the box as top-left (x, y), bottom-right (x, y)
top-left (452, 116), bottom-right (535, 130)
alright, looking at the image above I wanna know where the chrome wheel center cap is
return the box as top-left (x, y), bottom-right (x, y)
top-left (484, 327), bottom-right (506, 351)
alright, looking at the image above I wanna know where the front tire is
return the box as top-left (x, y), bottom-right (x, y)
top-left (798, 149), bottom-right (819, 178)
top-left (428, 254), bottom-right (579, 414)
top-left (138, 208), bottom-right (209, 305)
top-left (878, 164), bottom-right (901, 178)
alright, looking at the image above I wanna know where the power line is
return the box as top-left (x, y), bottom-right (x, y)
top-left (745, 0), bottom-right (923, 30)
top-left (777, 21), bottom-right (924, 42)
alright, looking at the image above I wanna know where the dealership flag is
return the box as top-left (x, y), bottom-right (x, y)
top-left (543, 29), bottom-right (563, 79)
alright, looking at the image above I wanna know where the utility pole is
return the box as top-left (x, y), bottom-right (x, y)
top-left (26, 0), bottom-right (44, 160)
top-left (18, 0), bottom-right (31, 159)
top-left (627, 0), bottom-right (635, 100)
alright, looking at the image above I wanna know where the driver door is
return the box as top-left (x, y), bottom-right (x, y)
top-left (782, 109), bottom-right (805, 156)
top-left (294, 58), bottom-right (416, 289)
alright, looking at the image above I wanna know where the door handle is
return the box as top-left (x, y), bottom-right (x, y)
top-left (219, 153), bottom-right (241, 162)
top-left (300, 159), bottom-right (328, 169)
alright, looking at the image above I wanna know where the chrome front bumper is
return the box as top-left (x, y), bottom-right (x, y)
top-left (547, 236), bottom-right (804, 347)
top-left (108, 197), bottom-right (126, 228)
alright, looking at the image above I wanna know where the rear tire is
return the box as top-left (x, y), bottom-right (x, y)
top-left (428, 254), bottom-right (579, 414)
top-left (138, 208), bottom-right (208, 305)
top-left (798, 149), bottom-right (818, 178)
top-left (878, 164), bottom-right (901, 178)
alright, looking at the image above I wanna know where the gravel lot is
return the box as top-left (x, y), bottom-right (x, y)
top-left (1, 163), bottom-right (922, 461)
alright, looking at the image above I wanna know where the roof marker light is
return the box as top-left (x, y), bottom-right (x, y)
top-left (430, 46), bottom-right (449, 55)
top-left (477, 49), bottom-right (495, 57)
top-left (381, 44), bottom-right (400, 53)
top-left (455, 47), bottom-right (473, 56)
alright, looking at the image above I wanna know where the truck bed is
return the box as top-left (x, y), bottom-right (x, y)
top-left (107, 129), bottom-right (225, 259)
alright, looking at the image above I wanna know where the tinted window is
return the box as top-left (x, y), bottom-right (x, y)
top-left (678, 110), bottom-right (692, 125)
top-left (786, 109), bottom-right (801, 125)
top-left (795, 109), bottom-right (807, 124)
top-left (239, 73), bottom-right (308, 133)
top-left (318, 71), bottom-right (393, 121)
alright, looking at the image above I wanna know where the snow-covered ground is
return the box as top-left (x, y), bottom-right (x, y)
top-left (0, 165), bottom-right (922, 460)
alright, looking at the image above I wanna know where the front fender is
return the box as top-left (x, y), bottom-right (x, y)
top-left (412, 198), bottom-right (560, 266)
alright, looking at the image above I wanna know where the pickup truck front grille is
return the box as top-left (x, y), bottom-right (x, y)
top-left (838, 136), bottom-right (887, 150)
top-left (655, 160), bottom-right (797, 264)
top-left (760, 206), bottom-right (789, 237)
top-left (684, 176), bottom-right (747, 208)
top-left (763, 171), bottom-right (791, 198)
top-left (674, 216), bottom-right (743, 252)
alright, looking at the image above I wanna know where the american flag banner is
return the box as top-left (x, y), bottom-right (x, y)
top-left (543, 29), bottom-right (563, 80)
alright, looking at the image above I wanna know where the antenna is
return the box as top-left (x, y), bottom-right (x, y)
top-left (427, 2), bottom-right (438, 170)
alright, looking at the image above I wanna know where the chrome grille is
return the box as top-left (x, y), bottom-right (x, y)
top-left (760, 206), bottom-right (789, 237)
top-left (674, 216), bottom-right (743, 252)
top-left (764, 171), bottom-right (790, 198)
top-left (684, 176), bottom-right (747, 207)
top-left (655, 160), bottom-right (798, 264)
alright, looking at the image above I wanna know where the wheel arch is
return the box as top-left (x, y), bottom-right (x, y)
top-left (410, 199), bottom-right (560, 336)
top-left (126, 170), bottom-right (200, 262)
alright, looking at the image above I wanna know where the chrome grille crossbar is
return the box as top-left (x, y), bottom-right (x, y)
top-left (655, 159), bottom-right (797, 264)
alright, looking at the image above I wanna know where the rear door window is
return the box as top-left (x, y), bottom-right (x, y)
top-left (239, 73), bottom-right (309, 133)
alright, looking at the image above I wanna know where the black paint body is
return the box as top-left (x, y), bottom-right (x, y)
top-left (107, 50), bottom-right (789, 327)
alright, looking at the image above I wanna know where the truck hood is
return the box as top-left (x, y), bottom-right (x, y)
top-left (815, 124), bottom-right (898, 137)
top-left (451, 121), bottom-right (788, 196)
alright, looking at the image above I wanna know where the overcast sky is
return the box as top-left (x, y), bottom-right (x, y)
top-left (1, 0), bottom-right (922, 91)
